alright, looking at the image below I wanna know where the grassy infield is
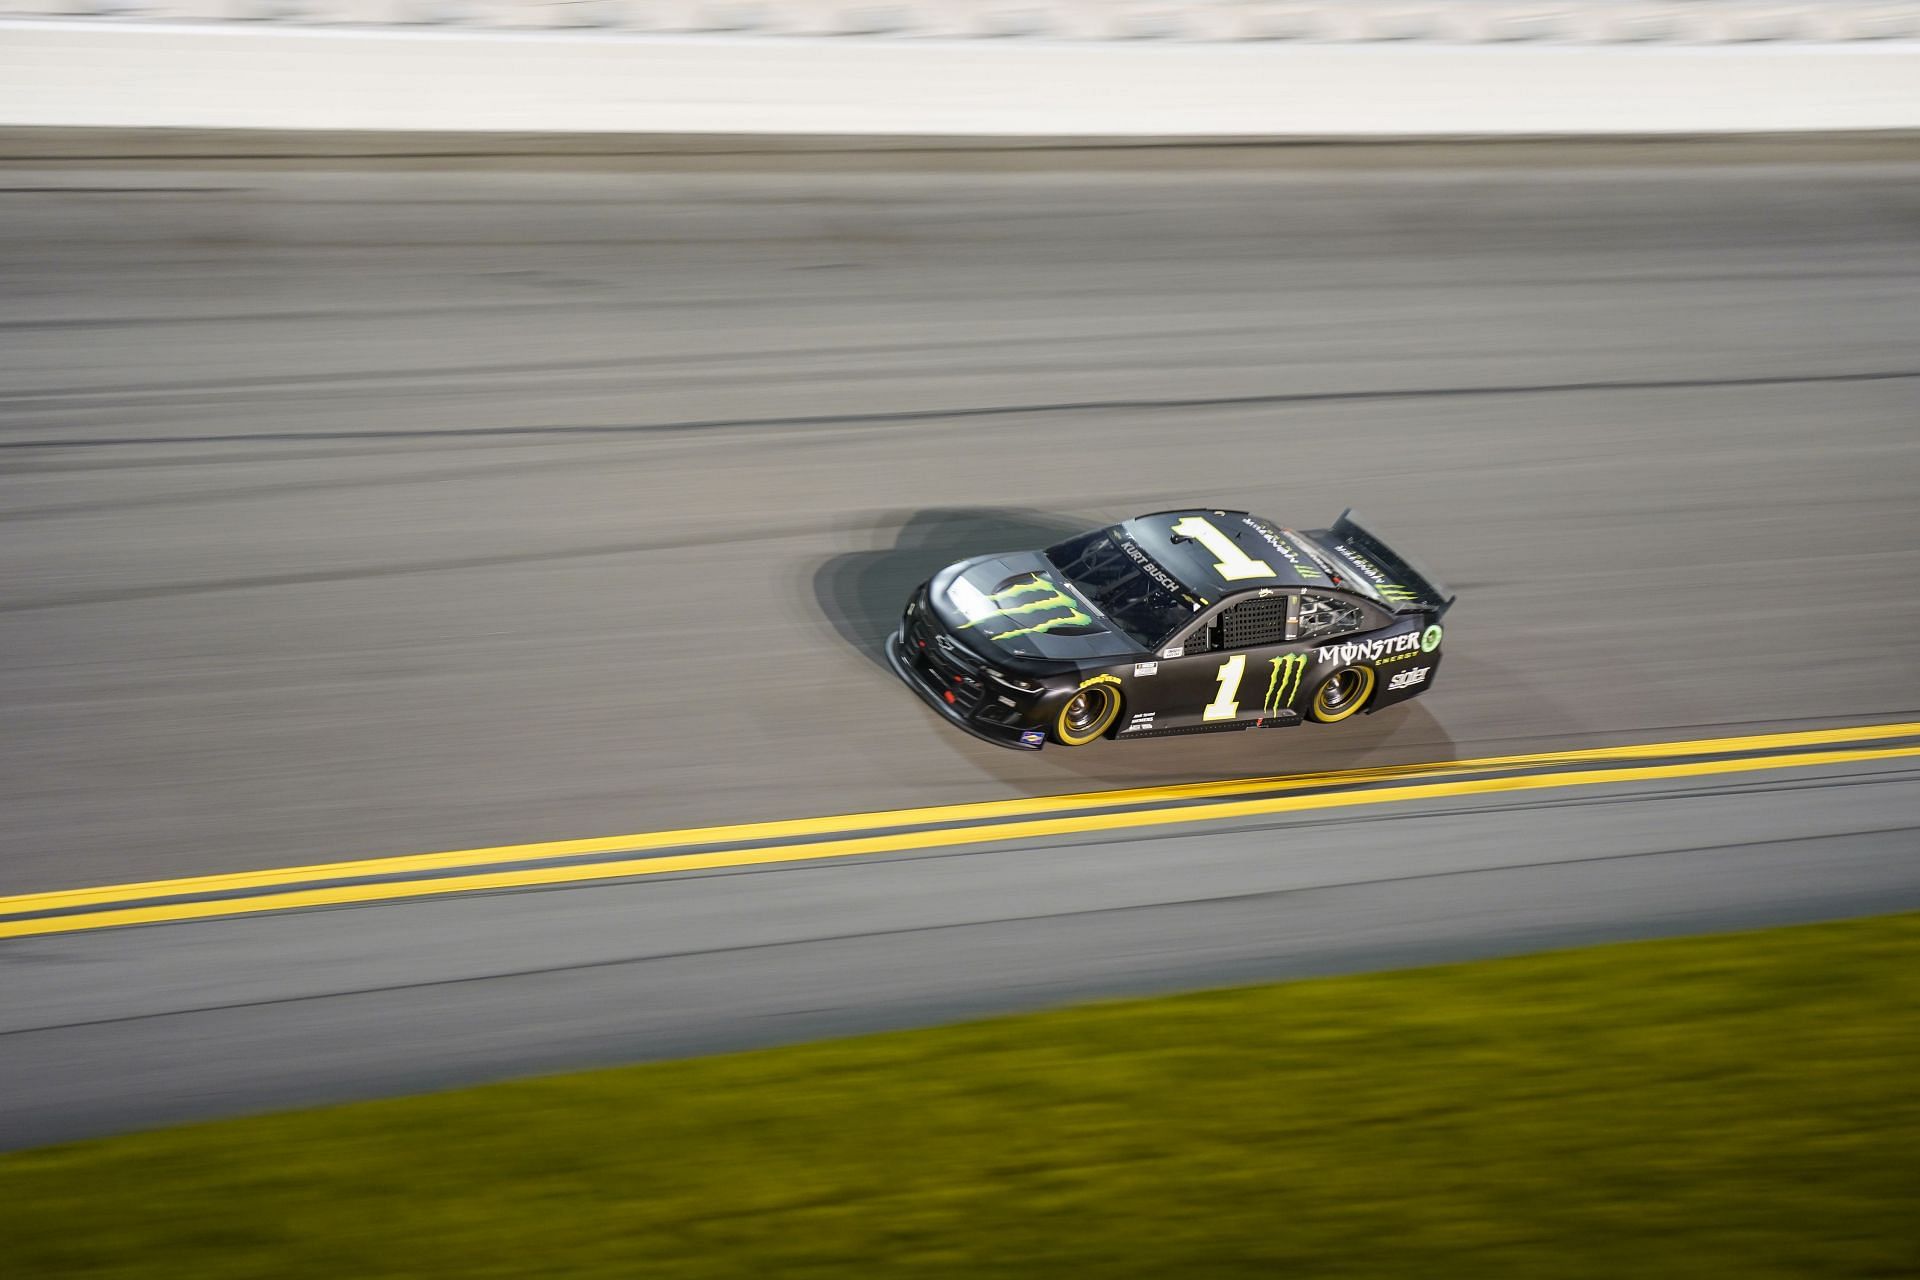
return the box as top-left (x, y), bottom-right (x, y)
top-left (5, 914), bottom-right (1917, 1278)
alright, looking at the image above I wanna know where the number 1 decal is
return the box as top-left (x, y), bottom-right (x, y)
top-left (1169, 516), bottom-right (1275, 581)
top-left (1205, 654), bottom-right (1247, 721)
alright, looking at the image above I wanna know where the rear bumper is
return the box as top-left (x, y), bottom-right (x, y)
top-left (886, 627), bottom-right (1046, 752)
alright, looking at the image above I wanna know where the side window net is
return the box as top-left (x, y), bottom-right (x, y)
top-left (1298, 594), bottom-right (1364, 641)
top-left (1219, 595), bottom-right (1289, 649)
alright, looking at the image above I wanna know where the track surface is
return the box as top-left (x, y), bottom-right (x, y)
top-left (2, 143), bottom-right (1918, 1144)
top-left (6, 758), bottom-right (1917, 1150)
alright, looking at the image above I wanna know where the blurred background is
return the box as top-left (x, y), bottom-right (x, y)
top-left (1, 4), bottom-right (1917, 1273)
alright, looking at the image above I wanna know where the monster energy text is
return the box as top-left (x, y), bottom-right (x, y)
top-left (1317, 630), bottom-right (1424, 665)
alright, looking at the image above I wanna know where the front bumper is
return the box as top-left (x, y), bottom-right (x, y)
top-left (886, 626), bottom-right (1046, 751)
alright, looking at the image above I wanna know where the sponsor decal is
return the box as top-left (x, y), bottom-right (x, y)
top-left (1262, 653), bottom-right (1308, 717)
top-left (1316, 630), bottom-right (1423, 665)
top-left (1240, 518), bottom-right (1323, 580)
top-left (1018, 728), bottom-right (1046, 747)
top-left (1387, 666), bottom-right (1430, 692)
top-left (1119, 540), bottom-right (1187, 596)
top-left (1421, 624), bottom-right (1443, 653)
top-left (1331, 542), bottom-right (1422, 604)
top-left (1134, 661), bottom-right (1159, 677)
top-left (1161, 645), bottom-right (1185, 660)
top-left (1079, 673), bottom-right (1123, 691)
top-left (956, 575), bottom-right (1093, 642)
top-left (1332, 541), bottom-right (1394, 587)
top-left (1124, 712), bottom-right (1156, 733)
top-left (1374, 650), bottom-right (1420, 667)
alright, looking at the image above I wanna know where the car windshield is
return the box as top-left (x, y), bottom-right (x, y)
top-left (1044, 527), bottom-right (1198, 649)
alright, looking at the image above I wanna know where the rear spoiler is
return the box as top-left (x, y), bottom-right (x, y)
top-left (1315, 510), bottom-right (1456, 618)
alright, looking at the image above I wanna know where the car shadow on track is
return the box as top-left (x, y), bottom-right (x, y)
top-left (813, 506), bottom-right (1459, 795)
top-left (812, 506), bottom-right (1090, 674)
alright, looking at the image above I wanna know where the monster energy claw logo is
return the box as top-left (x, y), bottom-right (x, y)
top-left (1263, 653), bottom-right (1308, 715)
top-left (1377, 583), bottom-right (1419, 602)
top-left (959, 575), bottom-right (1092, 641)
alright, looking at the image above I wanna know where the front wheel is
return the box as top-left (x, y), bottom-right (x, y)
top-left (1053, 683), bottom-right (1121, 745)
top-left (1308, 665), bottom-right (1375, 724)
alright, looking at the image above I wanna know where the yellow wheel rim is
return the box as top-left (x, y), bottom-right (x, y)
top-left (1311, 666), bottom-right (1375, 724)
top-left (1055, 685), bottom-right (1120, 745)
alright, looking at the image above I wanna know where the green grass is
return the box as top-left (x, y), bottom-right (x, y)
top-left (6, 914), bottom-right (1919, 1279)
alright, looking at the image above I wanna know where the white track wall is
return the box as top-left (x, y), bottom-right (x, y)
top-left (2, 13), bottom-right (1919, 134)
top-left (6, 3), bottom-right (1920, 42)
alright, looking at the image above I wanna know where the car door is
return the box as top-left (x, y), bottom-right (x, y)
top-left (1199, 591), bottom-right (1315, 728)
top-left (1116, 590), bottom-right (1299, 735)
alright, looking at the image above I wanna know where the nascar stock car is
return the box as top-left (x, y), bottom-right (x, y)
top-left (888, 509), bottom-right (1453, 751)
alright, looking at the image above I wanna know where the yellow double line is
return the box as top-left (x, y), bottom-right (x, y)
top-left (4, 721), bottom-right (1917, 941)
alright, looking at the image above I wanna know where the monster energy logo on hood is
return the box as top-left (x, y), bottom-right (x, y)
top-left (952, 574), bottom-right (1093, 642)
top-left (1263, 653), bottom-right (1308, 715)
top-left (1317, 631), bottom-right (1424, 665)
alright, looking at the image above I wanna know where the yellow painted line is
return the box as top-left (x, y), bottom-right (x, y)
top-left (4, 719), bottom-right (1916, 920)
top-left (4, 741), bottom-right (1917, 941)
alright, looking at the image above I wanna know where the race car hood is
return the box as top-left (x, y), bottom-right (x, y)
top-left (929, 553), bottom-right (1142, 662)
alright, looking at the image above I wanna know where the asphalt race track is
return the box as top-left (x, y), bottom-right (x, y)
top-left (2, 137), bottom-right (1918, 1145)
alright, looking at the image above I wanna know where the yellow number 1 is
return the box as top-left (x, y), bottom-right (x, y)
top-left (1205, 654), bottom-right (1247, 721)
top-left (1170, 516), bottom-right (1274, 581)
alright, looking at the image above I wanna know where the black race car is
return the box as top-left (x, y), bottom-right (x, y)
top-left (888, 509), bottom-right (1453, 751)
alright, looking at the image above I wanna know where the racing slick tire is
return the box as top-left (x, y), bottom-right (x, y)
top-left (1054, 682), bottom-right (1122, 745)
top-left (1307, 665), bottom-right (1375, 724)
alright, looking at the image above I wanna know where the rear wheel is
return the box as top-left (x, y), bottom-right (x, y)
top-left (1308, 665), bottom-right (1375, 724)
top-left (1054, 683), bottom-right (1121, 745)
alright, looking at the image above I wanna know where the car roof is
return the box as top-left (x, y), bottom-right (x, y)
top-left (1115, 509), bottom-right (1339, 602)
